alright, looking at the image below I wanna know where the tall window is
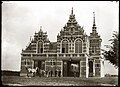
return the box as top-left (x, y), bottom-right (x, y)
top-left (75, 39), bottom-right (82, 53)
top-left (62, 40), bottom-right (68, 53)
top-left (38, 41), bottom-right (43, 53)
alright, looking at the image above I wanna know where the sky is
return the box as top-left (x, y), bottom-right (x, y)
top-left (2, 1), bottom-right (119, 75)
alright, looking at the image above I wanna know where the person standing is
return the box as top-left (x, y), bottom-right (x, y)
top-left (50, 70), bottom-right (53, 77)
top-left (25, 66), bottom-right (29, 77)
top-left (39, 69), bottom-right (42, 77)
top-left (74, 71), bottom-right (76, 78)
top-left (58, 71), bottom-right (61, 77)
top-left (36, 67), bottom-right (39, 76)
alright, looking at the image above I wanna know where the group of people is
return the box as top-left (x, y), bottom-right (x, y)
top-left (26, 67), bottom-right (61, 77)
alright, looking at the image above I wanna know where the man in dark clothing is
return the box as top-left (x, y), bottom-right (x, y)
top-left (25, 67), bottom-right (29, 77)
top-left (58, 71), bottom-right (61, 77)
top-left (74, 71), bottom-right (76, 78)
top-left (50, 70), bottom-right (53, 77)
top-left (39, 69), bottom-right (42, 77)
top-left (55, 70), bottom-right (57, 77)
top-left (36, 67), bottom-right (39, 76)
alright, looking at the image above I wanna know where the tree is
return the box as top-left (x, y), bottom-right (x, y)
top-left (103, 31), bottom-right (119, 67)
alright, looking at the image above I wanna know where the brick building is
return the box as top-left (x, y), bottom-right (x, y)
top-left (20, 8), bottom-right (104, 78)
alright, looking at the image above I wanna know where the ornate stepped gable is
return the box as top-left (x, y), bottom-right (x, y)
top-left (57, 8), bottom-right (87, 42)
top-left (57, 8), bottom-right (88, 54)
top-left (22, 28), bottom-right (58, 53)
top-left (58, 8), bottom-right (85, 37)
top-left (22, 27), bottom-right (50, 53)
top-left (89, 12), bottom-right (102, 56)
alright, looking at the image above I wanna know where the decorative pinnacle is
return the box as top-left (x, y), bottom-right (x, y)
top-left (71, 7), bottom-right (73, 14)
top-left (40, 26), bottom-right (42, 29)
top-left (93, 12), bottom-right (96, 26)
top-left (40, 26), bottom-right (42, 31)
top-left (30, 36), bottom-right (32, 41)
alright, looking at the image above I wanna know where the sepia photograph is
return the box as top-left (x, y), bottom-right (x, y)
top-left (1, 1), bottom-right (118, 86)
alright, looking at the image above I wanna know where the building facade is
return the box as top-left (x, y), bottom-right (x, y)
top-left (20, 8), bottom-right (104, 78)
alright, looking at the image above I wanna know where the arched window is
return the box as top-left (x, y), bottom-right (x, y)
top-left (38, 41), bottom-right (43, 53)
top-left (62, 40), bottom-right (68, 53)
top-left (75, 39), bottom-right (82, 53)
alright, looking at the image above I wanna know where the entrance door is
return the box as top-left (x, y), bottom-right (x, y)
top-left (89, 61), bottom-right (93, 77)
top-left (67, 61), bottom-right (80, 77)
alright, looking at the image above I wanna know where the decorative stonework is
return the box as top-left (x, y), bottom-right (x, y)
top-left (20, 8), bottom-right (104, 78)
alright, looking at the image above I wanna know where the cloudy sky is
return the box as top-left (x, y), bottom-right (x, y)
top-left (2, 1), bottom-right (118, 74)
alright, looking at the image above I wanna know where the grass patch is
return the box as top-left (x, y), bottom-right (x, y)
top-left (1, 76), bottom-right (118, 86)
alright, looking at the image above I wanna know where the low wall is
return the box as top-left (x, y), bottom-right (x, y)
top-left (1, 70), bottom-right (20, 76)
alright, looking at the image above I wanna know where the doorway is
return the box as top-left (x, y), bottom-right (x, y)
top-left (89, 61), bottom-right (93, 77)
top-left (64, 61), bottom-right (80, 77)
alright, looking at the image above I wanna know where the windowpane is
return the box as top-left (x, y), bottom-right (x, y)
top-left (56, 62), bottom-right (61, 65)
top-left (75, 39), bottom-right (82, 53)
top-left (46, 62), bottom-right (52, 65)
top-left (62, 40), bottom-right (68, 53)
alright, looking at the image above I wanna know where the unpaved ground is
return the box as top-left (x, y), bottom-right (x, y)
top-left (1, 76), bottom-right (118, 86)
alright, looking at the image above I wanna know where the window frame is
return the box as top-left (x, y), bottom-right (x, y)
top-left (75, 39), bottom-right (82, 53)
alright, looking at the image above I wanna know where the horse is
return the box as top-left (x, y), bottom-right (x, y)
top-left (27, 67), bottom-right (39, 77)
top-left (26, 67), bottom-right (48, 77)
top-left (39, 69), bottom-right (46, 77)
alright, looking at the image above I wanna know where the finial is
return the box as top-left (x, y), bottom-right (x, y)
top-left (71, 7), bottom-right (73, 14)
top-left (93, 12), bottom-right (96, 26)
top-left (45, 31), bottom-right (47, 34)
top-left (30, 36), bottom-right (32, 41)
top-left (58, 33), bottom-right (59, 36)
top-left (40, 26), bottom-right (42, 29)
top-left (31, 38), bottom-right (33, 42)
top-left (40, 26), bottom-right (42, 31)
